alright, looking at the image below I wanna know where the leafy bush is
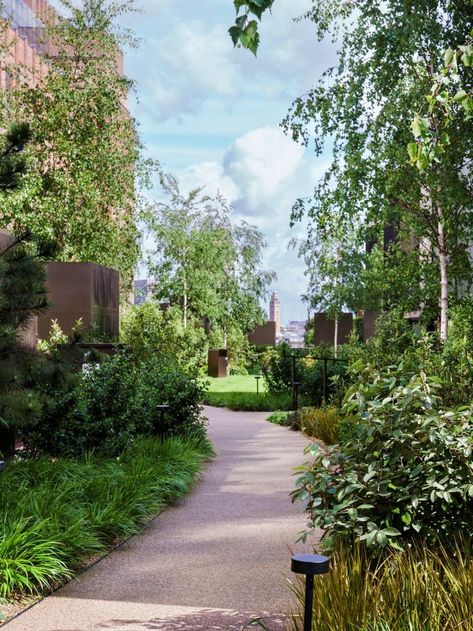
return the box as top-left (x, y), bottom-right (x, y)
top-left (0, 435), bottom-right (212, 600)
top-left (292, 368), bottom-right (473, 552)
top-left (121, 303), bottom-right (208, 373)
top-left (19, 353), bottom-right (206, 457)
top-left (261, 343), bottom-right (348, 406)
top-left (297, 407), bottom-right (341, 444)
top-left (289, 543), bottom-right (473, 631)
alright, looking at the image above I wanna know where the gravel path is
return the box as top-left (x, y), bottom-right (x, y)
top-left (5, 406), bottom-right (317, 631)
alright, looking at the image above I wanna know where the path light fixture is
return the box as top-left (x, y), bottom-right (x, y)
top-left (255, 375), bottom-right (262, 395)
top-left (291, 554), bottom-right (330, 631)
top-left (0, 461), bottom-right (4, 474)
top-left (156, 404), bottom-right (170, 442)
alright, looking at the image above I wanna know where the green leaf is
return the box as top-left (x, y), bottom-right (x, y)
top-left (228, 26), bottom-right (242, 47)
top-left (444, 48), bottom-right (455, 66)
top-left (382, 527), bottom-right (401, 537)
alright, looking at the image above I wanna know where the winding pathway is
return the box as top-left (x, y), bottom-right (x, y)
top-left (6, 407), bottom-right (317, 631)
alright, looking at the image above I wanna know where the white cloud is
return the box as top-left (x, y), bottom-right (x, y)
top-left (176, 126), bottom-right (325, 319)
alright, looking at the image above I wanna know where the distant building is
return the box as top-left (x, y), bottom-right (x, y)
top-left (134, 279), bottom-right (152, 305)
top-left (269, 292), bottom-right (281, 338)
top-left (280, 320), bottom-right (307, 348)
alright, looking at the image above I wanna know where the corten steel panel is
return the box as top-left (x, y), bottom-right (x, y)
top-left (362, 310), bottom-right (380, 341)
top-left (208, 349), bottom-right (228, 378)
top-left (314, 313), bottom-right (354, 346)
top-left (248, 321), bottom-right (277, 346)
top-left (38, 262), bottom-right (119, 339)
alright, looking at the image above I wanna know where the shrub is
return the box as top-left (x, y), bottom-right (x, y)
top-left (121, 303), bottom-right (208, 373)
top-left (297, 407), bottom-right (341, 444)
top-left (19, 353), bottom-right (206, 457)
top-left (289, 543), bottom-right (473, 631)
top-left (292, 368), bottom-right (473, 552)
top-left (261, 343), bottom-right (348, 406)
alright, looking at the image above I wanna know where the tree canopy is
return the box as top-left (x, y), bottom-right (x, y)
top-left (0, 0), bottom-right (150, 289)
top-left (144, 173), bottom-right (275, 346)
top-left (280, 1), bottom-right (473, 339)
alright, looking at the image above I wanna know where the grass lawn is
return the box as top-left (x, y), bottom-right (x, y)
top-left (205, 374), bottom-right (266, 394)
top-left (203, 375), bottom-right (293, 411)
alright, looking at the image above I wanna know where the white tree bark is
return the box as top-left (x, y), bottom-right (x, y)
top-left (438, 216), bottom-right (448, 341)
top-left (334, 316), bottom-right (339, 357)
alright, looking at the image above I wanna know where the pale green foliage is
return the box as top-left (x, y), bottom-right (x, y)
top-left (144, 173), bottom-right (274, 342)
top-left (292, 369), bottom-right (473, 551)
top-left (121, 303), bottom-right (208, 373)
top-left (297, 406), bottom-right (340, 444)
top-left (284, 1), bottom-right (473, 336)
top-left (411, 29), bottom-right (473, 170)
top-left (0, 0), bottom-right (149, 288)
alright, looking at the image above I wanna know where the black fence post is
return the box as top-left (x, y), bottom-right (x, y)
top-left (323, 358), bottom-right (328, 404)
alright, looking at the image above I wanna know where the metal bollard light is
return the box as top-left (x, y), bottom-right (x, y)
top-left (255, 375), bottom-right (262, 395)
top-left (291, 554), bottom-right (330, 631)
top-left (0, 461), bottom-right (4, 474)
top-left (156, 404), bottom-right (170, 442)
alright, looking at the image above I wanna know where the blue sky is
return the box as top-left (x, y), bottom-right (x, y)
top-left (122, 0), bottom-right (336, 324)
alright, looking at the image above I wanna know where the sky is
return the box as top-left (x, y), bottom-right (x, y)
top-left (121, 0), bottom-right (337, 325)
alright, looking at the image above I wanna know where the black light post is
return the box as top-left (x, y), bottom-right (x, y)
top-left (322, 358), bottom-right (328, 403)
top-left (0, 461), bottom-right (4, 474)
top-left (156, 404), bottom-right (170, 442)
top-left (255, 375), bottom-right (262, 395)
top-left (291, 554), bottom-right (330, 631)
top-left (293, 381), bottom-right (301, 411)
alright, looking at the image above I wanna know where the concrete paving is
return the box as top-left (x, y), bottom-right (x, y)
top-left (6, 406), bottom-right (317, 631)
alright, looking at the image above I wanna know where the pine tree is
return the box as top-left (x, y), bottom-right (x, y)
top-left (0, 124), bottom-right (49, 456)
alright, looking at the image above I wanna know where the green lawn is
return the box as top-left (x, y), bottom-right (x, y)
top-left (203, 375), bottom-right (292, 411)
top-left (205, 374), bottom-right (266, 394)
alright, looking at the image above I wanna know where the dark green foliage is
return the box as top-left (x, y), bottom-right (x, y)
top-left (19, 353), bottom-right (206, 457)
top-left (292, 368), bottom-right (473, 552)
top-left (0, 123), bottom-right (31, 191)
top-left (0, 234), bottom-right (55, 457)
top-left (0, 435), bottom-right (212, 598)
top-left (261, 342), bottom-right (348, 406)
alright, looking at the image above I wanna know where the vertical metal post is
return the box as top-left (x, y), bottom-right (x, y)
top-left (291, 354), bottom-right (296, 401)
top-left (304, 574), bottom-right (314, 631)
top-left (323, 358), bottom-right (328, 403)
top-left (255, 376), bottom-right (261, 395)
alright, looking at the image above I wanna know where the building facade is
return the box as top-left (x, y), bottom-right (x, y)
top-left (0, 0), bottom-right (51, 90)
top-left (269, 291), bottom-right (281, 338)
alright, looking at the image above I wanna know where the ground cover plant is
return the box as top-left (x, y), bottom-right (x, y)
top-left (289, 543), bottom-right (473, 631)
top-left (0, 435), bottom-right (213, 604)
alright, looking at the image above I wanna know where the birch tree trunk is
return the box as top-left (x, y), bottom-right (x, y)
top-left (183, 274), bottom-right (188, 330)
top-left (334, 316), bottom-right (339, 358)
top-left (437, 215), bottom-right (448, 341)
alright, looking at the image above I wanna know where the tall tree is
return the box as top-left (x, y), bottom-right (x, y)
top-left (0, 124), bottom-right (49, 455)
top-left (0, 0), bottom-right (149, 289)
top-left (282, 1), bottom-right (473, 340)
top-left (144, 173), bottom-right (274, 344)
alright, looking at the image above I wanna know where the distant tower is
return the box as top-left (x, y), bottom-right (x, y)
top-left (269, 292), bottom-right (281, 337)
